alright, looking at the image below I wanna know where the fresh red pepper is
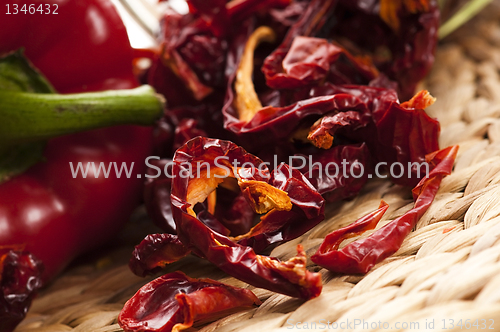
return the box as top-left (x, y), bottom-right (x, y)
top-left (0, 0), bottom-right (160, 283)
top-left (118, 271), bottom-right (261, 332)
top-left (311, 145), bottom-right (458, 274)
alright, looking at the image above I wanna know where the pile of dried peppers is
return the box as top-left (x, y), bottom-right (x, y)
top-left (0, 0), bottom-right (461, 331)
top-left (120, 0), bottom-right (457, 331)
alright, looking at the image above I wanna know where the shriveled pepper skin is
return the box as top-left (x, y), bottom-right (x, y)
top-left (170, 137), bottom-right (323, 299)
top-left (118, 271), bottom-right (261, 332)
top-left (0, 0), bottom-right (154, 281)
top-left (311, 145), bottom-right (458, 274)
top-left (0, 248), bottom-right (43, 332)
top-left (129, 234), bottom-right (191, 277)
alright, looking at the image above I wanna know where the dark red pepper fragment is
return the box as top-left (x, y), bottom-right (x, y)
top-left (170, 137), bottom-right (323, 299)
top-left (266, 35), bottom-right (379, 90)
top-left (311, 145), bottom-right (458, 274)
top-left (129, 234), bottom-right (190, 278)
top-left (118, 271), bottom-right (261, 332)
top-left (0, 248), bottom-right (43, 332)
top-left (292, 144), bottom-right (371, 202)
top-left (214, 189), bottom-right (256, 236)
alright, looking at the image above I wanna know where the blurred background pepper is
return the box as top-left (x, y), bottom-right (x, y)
top-left (0, 1), bottom-right (165, 330)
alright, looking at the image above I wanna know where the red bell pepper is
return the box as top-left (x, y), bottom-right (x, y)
top-left (0, 1), bottom-right (166, 330)
top-left (0, 0), bottom-right (162, 294)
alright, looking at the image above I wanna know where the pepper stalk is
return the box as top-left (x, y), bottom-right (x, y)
top-left (0, 86), bottom-right (165, 145)
top-left (0, 49), bottom-right (165, 182)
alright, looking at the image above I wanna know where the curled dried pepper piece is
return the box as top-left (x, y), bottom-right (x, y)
top-left (1, 248), bottom-right (43, 332)
top-left (171, 137), bottom-right (323, 299)
top-left (303, 86), bottom-right (440, 187)
top-left (261, 0), bottom-right (338, 90)
top-left (311, 145), bottom-right (458, 274)
top-left (129, 234), bottom-right (191, 277)
top-left (118, 271), bottom-right (261, 332)
top-left (236, 164), bottom-right (325, 251)
top-left (307, 109), bottom-right (371, 150)
top-left (267, 36), bottom-right (379, 90)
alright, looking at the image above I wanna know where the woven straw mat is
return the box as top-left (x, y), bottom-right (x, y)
top-left (14, 3), bottom-right (500, 332)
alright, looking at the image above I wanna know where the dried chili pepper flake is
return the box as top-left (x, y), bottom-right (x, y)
top-left (118, 271), bottom-right (261, 332)
top-left (238, 179), bottom-right (292, 214)
top-left (129, 234), bottom-right (191, 278)
top-left (311, 145), bottom-right (458, 274)
top-left (1, 248), bottom-right (43, 332)
top-left (400, 90), bottom-right (436, 110)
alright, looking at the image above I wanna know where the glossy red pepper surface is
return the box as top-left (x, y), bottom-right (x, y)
top-left (0, 0), bottom-right (153, 281)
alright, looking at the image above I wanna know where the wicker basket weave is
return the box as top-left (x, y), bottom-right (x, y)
top-left (14, 2), bottom-right (500, 331)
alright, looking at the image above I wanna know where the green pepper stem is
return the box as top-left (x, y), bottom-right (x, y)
top-left (0, 85), bottom-right (165, 145)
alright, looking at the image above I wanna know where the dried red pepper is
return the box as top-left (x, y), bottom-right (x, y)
top-left (292, 144), bottom-right (371, 202)
top-left (223, 24), bottom-right (440, 182)
top-left (264, 35), bottom-right (379, 90)
top-left (153, 0), bottom-right (290, 103)
top-left (311, 145), bottom-right (458, 274)
top-left (262, 0), bottom-right (439, 99)
top-left (129, 234), bottom-right (191, 278)
top-left (169, 137), bottom-right (323, 299)
top-left (225, 46), bottom-right (440, 188)
top-left (0, 247), bottom-right (43, 332)
top-left (118, 271), bottom-right (261, 332)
